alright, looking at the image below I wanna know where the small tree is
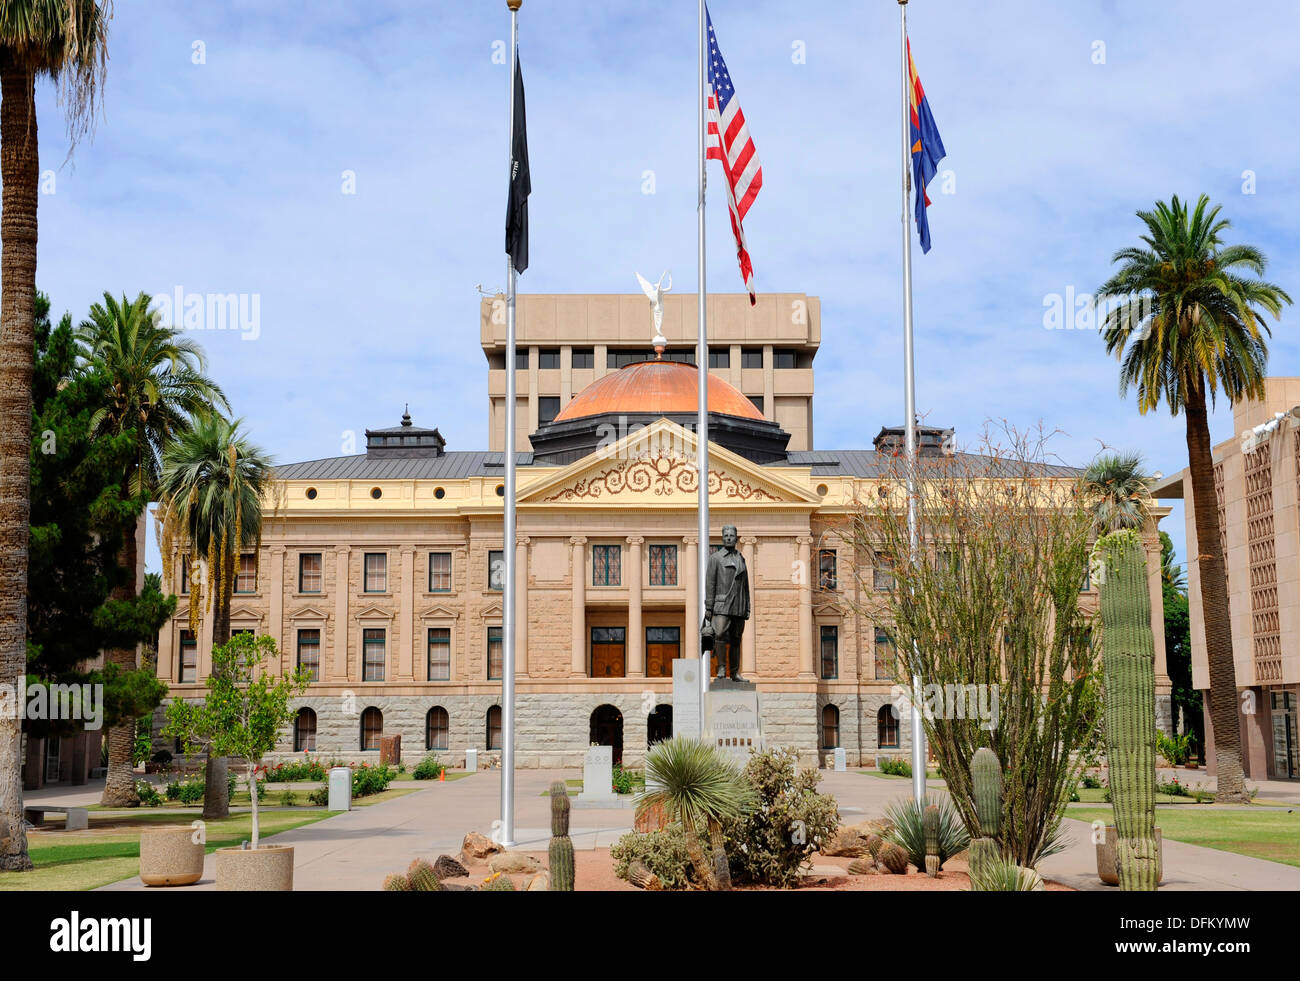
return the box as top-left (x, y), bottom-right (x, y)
top-left (162, 633), bottom-right (308, 847)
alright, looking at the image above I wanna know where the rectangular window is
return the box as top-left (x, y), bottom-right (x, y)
top-left (648, 544), bottom-right (678, 586)
top-left (364, 552), bottom-right (388, 593)
top-left (593, 544), bottom-right (621, 586)
top-left (235, 553), bottom-right (257, 594)
top-left (515, 349), bottom-right (529, 370)
top-left (179, 554), bottom-right (191, 595)
top-left (487, 626), bottom-right (503, 680)
top-left (537, 348), bottom-right (560, 370)
top-left (571, 347), bottom-right (594, 369)
top-left (741, 347), bottom-right (763, 369)
top-left (708, 348), bottom-right (730, 369)
top-left (818, 549), bottom-right (837, 590)
top-left (748, 395), bottom-right (764, 415)
top-left (488, 550), bottom-right (505, 591)
top-left (297, 629), bottom-right (320, 682)
top-left (428, 627), bottom-right (451, 681)
top-left (179, 630), bottom-right (198, 683)
top-left (874, 557), bottom-right (896, 592)
top-left (874, 628), bottom-right (895, 681)
top-left (1081, 564), bottom-right (1092, 592)
top-left (429, 552), bottom-right (452, 592)
top-left (299, 553), bottom-right (322, 593)
top-left (363, 628), bottom-right (386, 682)
top-left (820, 625), bottom-right (839, 679)
top-left (538, 396), bottom-right (561, 426)
top-left (774, 348), bottom-right (798, 369)
top-left (661, 350), bottom-right (695, 365)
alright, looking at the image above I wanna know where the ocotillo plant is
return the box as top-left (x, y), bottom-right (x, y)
top-left (968, 746), bottom-right (1002, 881)
top-left (1098, 530), bottom-right (1159, 891)
top-left (922, 804), bottom-right (941, 877)
top-left (549, 780), bottom-right (575, 891)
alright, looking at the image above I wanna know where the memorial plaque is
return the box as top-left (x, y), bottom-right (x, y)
top-left (672, 658), bottom-right (701, 739)
top-left (577, 745), bottom-right (618, 804)
top-left (704, 686), bottom-right (763, 767)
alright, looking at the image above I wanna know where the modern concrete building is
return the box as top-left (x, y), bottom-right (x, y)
top-left (1154, 377), bottom-right (1300, 781)
top-left (151, 293), bottom-right (1170, 769)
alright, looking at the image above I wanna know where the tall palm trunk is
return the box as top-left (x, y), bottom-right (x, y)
top-left (201, 574), bottom-right (233, 820)
top-left (1184, 384), bottom-right (1248, 800)
top-left (101, 525), bottom-right (142, 806)
top-left (0, 61), bottom-right (39, 873)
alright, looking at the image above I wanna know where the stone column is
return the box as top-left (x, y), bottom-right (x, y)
top-left (741, 536), bottom-right (757, 677)
top-left (797, 535), bottom-right (815, 678)
top-left (571, 536), bottom-right (587, 676)
top-left (627, 536), bottom-right (645, 677)
top-left (268, 546), bottom-right (285, 675)
top-left (684, 535), bottom-right (699, 659)
top-left (398, 546), bottom-right (416, 681)
top-left (333, 546), bottom-right (351, 681)
top-left (516, 536), bottom-right (530, 676)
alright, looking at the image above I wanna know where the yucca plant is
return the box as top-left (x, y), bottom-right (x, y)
top-left (968, 853), bottom-right (1042, 892)
top-left (636, 736), bottom-right (754, 891)
top-left (883, 794), bottom-right (970, 873)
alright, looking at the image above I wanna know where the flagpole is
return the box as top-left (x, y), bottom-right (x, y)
top-left (898, 0), bottom-right (926, 803)
top-left (501, 0), bottom-right (521, 848)
top-left (697, 0), bottom-right (711, 710)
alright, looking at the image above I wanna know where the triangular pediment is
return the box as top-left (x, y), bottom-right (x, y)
top-left (518, 418), bottom-right (818, 507)
top-left (354, 604), bottom-right (393, 620)
top-left (288, 605), bottom-right (330, 621)
top-left (478, 602), bottom-right (503, 619)
top-left (419, 605), bottom-right (461, 621)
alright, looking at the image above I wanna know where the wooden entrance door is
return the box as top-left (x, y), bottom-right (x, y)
top-left (646, 626), bottom-right (681, 678)
top-left (590, 626), bottom-right (626, 677)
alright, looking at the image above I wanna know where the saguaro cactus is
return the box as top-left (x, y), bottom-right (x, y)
top-left (968, 746), bottom-right (1002, 881)
top-left (549, 780), bottom-right (575, 891)
top-left (923, 804), bottom-right (941, 877)
top-left (1098, 530), bottom-right (1160, 891)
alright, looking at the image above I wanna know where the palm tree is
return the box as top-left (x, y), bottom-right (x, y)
top-left (0, 0), bottom-right (113, 874)
top-left (76, 292), bottom-right (226, 806)
top-left (157, 414), bottom-right (273, 819)
top-left (635, 736), bottom-right (754, 890)
top-left (1098, 194), bottom-right (1292, 801)
top-left (1081, 451), bottom-right (1152, 533)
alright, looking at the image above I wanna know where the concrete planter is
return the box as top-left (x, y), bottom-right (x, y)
top-left (215, 845), bottom-right (295, 891)
top-left (139, 827), bottom-right (205, 887)
top-left (1096, 827), bottom-right (1163, 886)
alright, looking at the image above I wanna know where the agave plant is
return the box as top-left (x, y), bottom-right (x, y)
top-left (968, 853), bottom-right (1042, 892)
top-left (883, 793), bottom-right (970, 873)
top-left (635, 736), bottom-right (754, 891)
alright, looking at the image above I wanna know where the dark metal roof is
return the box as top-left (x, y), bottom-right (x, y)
top-left (780, 450), bottom-right (1083, 479)
top-left (274, 451), bottom-right (533, 481)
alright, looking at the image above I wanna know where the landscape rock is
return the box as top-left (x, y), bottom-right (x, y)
top-left (433, 854), bottom-right (469, 879)
top-left (488, 851), bottom-right (542, 874)
top-left (461, 832), bottom-right (502, 861)
top-left (525, 872), bottom-right (549, 891)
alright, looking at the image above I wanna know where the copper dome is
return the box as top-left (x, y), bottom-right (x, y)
top-left (553, 359), bottom-right (764, 423)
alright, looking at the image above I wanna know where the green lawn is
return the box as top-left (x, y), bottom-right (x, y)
top-left (1073, 787), bottom-right (1209, 806)
top-left (859, 769), bottom-right (942, 781)
top-left (0, 809), bottom-right (333, 892)
top-left (1068, 806), bottom-right (1300, 868)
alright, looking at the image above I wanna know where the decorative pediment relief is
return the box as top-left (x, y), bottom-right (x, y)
top-left (289, 605), bottom-right (330, 621)
top-left (519, 418), bottom-right (817, 507)
top-left (419, 605), bottom-right (461, 621)
top-left (478, 602), bottom-right (503, 620)
top-left (354, 604), bottom-right (394, 621)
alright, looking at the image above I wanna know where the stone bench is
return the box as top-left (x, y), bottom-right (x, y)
top-left (24, 805), bottom-right (89, 831)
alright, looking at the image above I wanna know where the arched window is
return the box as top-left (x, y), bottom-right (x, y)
top-left (486, 706), bottom-right (502, 751)
top-left (877, 704), bottom-right (900, 749)
top-left (360, 707), bottom-right (383, 751)
top-left (426, 706), bottom-right (449, 751)
top-left (294, 708), bottom-right (317, 752)
top-left (821, 705), bottom-right (840, 749)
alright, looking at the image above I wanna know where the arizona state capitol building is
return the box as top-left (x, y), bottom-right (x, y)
top-left (151, 292), bottom-right (1173, 768)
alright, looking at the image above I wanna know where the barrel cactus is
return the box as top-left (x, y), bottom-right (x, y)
top-left (548, 780), bottom-right (575, 891)
top-left (968, 746), bottom-right (1003, 882)
top-left (382, 873), bottom-right (411, 891)
top-left (922, 804), bottom-right (940, 877)
top-left (878, 841), bottom-right (909, 875)
top-left (1098, 530), bottom-right (1159, 891)
top-left (407, 858), bottom-right (441, 892)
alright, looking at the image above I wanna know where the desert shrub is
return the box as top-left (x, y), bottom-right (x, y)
top-left (412, 755), bottom-right (444, 780)
top-left (611, 824), bottom-right (695, 890)
top-left (879, 758), bottom-right (912, 778)
top-left (1156, 731), bottom-right (1193, 767)
top-left (1157, 777), bottom-right (1190, 798)
top-left (883, 794), bottom-right (970, 872)
top-left (611, 763), bottom-right (643, 795)
top-left (278, 789), bottom-right (296, 807)
top-left (135, 780), bottom-right (163, 807)
top-left (724, 747), bottom-right (840, 888)
top-left (1081, 774), bottom-right (1101, 789)
top-left (263, 757), bottom-right (330, 782)
top-left (352, 762), bottom-right (397, 797)
top-left (307, 786), bottom-right (329, 806)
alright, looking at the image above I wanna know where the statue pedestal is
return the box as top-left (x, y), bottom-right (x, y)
top-left (704, 680), bottom-right (763, 767)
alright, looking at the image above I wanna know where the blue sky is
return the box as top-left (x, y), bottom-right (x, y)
top-left (30, 0), bottom-right (1300, 573)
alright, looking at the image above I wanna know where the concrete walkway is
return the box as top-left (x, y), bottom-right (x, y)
top-left (89, 766), bottom-right (1300, 891)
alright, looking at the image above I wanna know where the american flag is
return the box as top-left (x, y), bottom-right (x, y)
top-left (706, 7), bottom-right (762, 305)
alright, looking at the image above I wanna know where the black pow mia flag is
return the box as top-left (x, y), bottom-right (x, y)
top-left (505, 57), bottom-right (530, 275)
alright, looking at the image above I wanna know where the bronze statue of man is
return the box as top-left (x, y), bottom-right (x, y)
top-left (703, 524), bottom-right (750, 682)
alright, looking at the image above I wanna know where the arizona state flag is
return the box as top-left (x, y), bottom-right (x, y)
top-left (505, 58), bottom-right (531, 274)
top-left (907, 39), bottom-right (945, 254)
